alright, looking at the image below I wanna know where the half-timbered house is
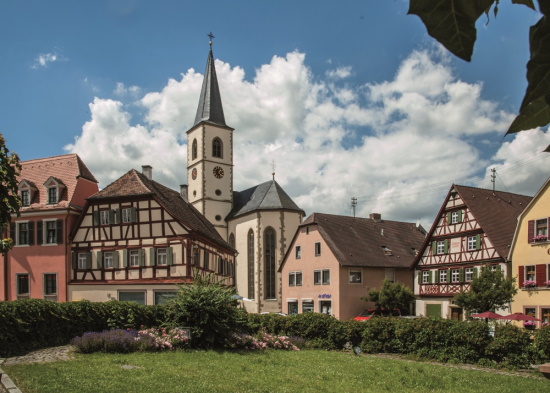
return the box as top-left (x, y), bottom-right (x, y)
top-left (508, 177), bottom-right (550, 327)
top-left (412, 185), bottom-right (532, 320)
top-left (68, 166), bottom-right (236, 305)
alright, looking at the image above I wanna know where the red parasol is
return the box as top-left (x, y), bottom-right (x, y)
top-left (500, 312), bottom-right (541, 321)
top-left (470, 311), bottom-right (504, 319)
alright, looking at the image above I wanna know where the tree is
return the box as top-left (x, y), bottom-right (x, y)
top-left (454, 265), bottom-right (518, 313)
top-left (0, 133), bottom-right (21, 254)
top-left (362, 279), bottom-right (416, 314)
top-left (408, 0), bottom-right (550, 140)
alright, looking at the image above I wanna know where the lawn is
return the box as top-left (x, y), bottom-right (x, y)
top-left (4, 350), bottom-right (548, 393)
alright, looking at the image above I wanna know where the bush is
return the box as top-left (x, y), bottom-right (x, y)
top-left (71, 329), bottom-right (139, 354)
top-left (485, 324), bottom-right (535, 368)
top-left (533, 324), bottom-right (550, 362)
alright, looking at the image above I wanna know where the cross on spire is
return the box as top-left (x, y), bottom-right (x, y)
top-left (208, 32), bottom-right (215, 48)
top-left (272, 160), bottom-right (276, 181)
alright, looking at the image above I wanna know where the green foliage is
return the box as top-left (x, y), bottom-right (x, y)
top-left (164, 274), bottom-right (249, 349)
top-left (362, 279), bottom-right (415, 314)
top-left (409, 0), bottom-right (550, 137)
top-left (453, 265), bottom-right (517, 313)
top-left (0, 133), bottom-right (21, 247)
top-left (485, 324), bottom-right (536, 368)
top-left (533, 324), bottom-right (550, 361)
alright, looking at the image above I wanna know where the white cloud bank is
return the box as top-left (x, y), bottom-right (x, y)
top-left (65, 48), bottom-right (550, 227)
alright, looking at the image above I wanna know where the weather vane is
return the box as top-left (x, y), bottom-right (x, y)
top-left (208, 32), bottom-right (215, 48)
top-left (272, 160), bottom-right (276, 181)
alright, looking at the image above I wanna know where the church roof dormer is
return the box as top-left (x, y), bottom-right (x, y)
top-left (193, 34), bottom-right (227, 128)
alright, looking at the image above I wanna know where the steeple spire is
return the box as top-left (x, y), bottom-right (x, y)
top-left (193, 33), bottom-right (226, 127)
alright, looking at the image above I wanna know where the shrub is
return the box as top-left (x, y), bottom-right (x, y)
top-left (532, 324), bottom-right (550, 362)
top-left (485, 324), bottom-right (535, 368)
top-left (231, 330), bottom-right (301, 351)
top-left (71, 329), bottom-right (139, 354)
top-left (137, 327), bottom-right (190, 351)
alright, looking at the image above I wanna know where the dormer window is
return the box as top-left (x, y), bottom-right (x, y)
top-left (43, 177), bottom-right (65, 205)
top-left (18, 180), bottom-right (37, 207)
top-left (48, 187), bottom-right (57, 204)
top-left (21, 190), bottom-right (30, 206)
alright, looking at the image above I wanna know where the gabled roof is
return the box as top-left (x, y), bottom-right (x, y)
top-left (88, 169), bottom-right (230, 249)
top-left (193, 47), bottom-right (227, 128)
top-left (290, 213), bottom-right (426, 269)
top-left (227, 180), bottom-right (304, 220)
top-left (17, 154), bottom-right (98, 209)
top-left (411, 184), bottom-right (532, 267)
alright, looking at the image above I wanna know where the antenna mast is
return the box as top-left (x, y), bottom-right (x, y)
top-left (351, 197), bottom-right (357, 217)
top-left (491, 168), bottom-right (496, 192)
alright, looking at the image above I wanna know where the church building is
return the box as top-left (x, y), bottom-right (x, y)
top-left (186, 39), bottom-right (304, 313)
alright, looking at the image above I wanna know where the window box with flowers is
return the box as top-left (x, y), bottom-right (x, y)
top-left (533, 234), bottom-right (548, 243)
top-left (524, 321), bottom-right (537, 330)
top-left (522, 280), bottom-right (537, 289)
top-left (545, 280), bottom-right (550, 288)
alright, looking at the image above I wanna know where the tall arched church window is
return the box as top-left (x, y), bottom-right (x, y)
top-left (192, 139), bottom-right (198, 160)
top-left (264, 227), bottom-right (276, 300)
top-left (248, 230), bottom-right (255, 300)
top-left (212, 137), bottom-right (223, 158)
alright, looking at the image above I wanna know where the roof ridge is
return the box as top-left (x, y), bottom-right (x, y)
top-left (21, 153), bottom-right (78, 164)
top-left (454, 184), bottom-right (531, 199)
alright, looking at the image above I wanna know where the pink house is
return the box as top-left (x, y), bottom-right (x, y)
top-left (1, 154), bottom-right (99, 302)
top-left (280, 213), bottom-right (426, 320)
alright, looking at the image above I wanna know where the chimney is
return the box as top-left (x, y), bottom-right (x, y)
top-left (180, 185), bottom-right (188, 202)
top-left (142, 165), bottom-right (152, 180)
top-left (370, 213), bottom-right (382, 222)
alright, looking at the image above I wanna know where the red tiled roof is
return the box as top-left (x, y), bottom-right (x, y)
top-left (18, 154), bottom-right (98, 211)
top-left (302, 213), bottom-right (427, 268)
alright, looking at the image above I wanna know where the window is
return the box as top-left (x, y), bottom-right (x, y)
top-left (43, 273), bottom-right (57, 301)
top-left (439, 269), bottom-right (447, 283)
top-left (349, 269), bottom-right (362, 283)
top-left (212, 137), bottom-right (223, 158)
top-left (322, 269), bottom-right (330, 285)
top-left (100, 210), bottom-right (110, 225)
top-left (193, 247), bottom-right (200, 266)
top-left (288, 301), bottom-right (298, 315)
top-left (436, 240), bottom-right (446, 254)
top-left (46, 221), bottom-right (56, 244)
top-left (385, 268), bottom-right (395, 283)
top-left (192, 139), bottom-right (197, 160)
top-left (21, 190), bottom-right (30, 206)
top-left (264, 228), bottom-right (276, 299)
top-left (229, 233), bottom-right (235, 248)
top-left (248, 230), bottom-right (255, 300)
top-left (536, 219), bottom-right (548, 236)
top-left (129, 250), bottom-right (141, 267)
top-left (157, 248), bottom-right (167, 265)
top-left (320, 301), bottom-right (332, 315)
top-left (314, 269), bottom-right (330, 285)
top-left (78, 253), bottom-right (88, 269)
top-left (18, 222), bottom-right (29, 245)
top-left (118, 291), bottom-right (146, 305)
top-left (467, 235), bottom-right (481, 251)
top-left (154, 291), bottom-right (176, 305)
top-left (16, 274), bottom-right (29, 299)
top-left (451, 269), bottom-right (460, 283)
top-left (295, 245), bottom-right (301, 259)
top-left (451, 211), bottom-right (460, 224)
top-left (121, 207), bottom-right (135, 223)
top-left (315, 242), bottom-right (321, 256)
top-left (104, 252), bottom-right (114, 268)
top-left (202, 250), bottom-right (209, 269)
top-left (465, 267), bottom-right (474, 282)
top-left (289, 271), bottom-right (302, 287)
top-left (542, 308), bottom-right (550, 326)
top-left (302, 300), bottom-right (314, 313)
top-left (525, 307), bottom-right (536, 319)
top-left (314, 270), bottom-right (321, 285)
top-left (306, 227), bottom-right (309, 235)
top-left (48, 187), bottom-right (57, 204)
top-left (525, 265), bottom-right (536, 281)
top-left (422, 270), bottom-right (430, 284)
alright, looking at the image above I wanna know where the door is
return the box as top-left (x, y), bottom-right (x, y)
top-left (426, 303), bottom-right (442, 318)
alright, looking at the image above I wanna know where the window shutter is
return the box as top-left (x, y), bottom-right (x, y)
top-left (518, 266), bottom-right (526, 283)
top-left (123, 249), bottom-right (128, 267)
top-left (457, 210), bottom-right (462, 223)
top-left (476, 234), bottom-right (481, 250)
top-left (434, 270), bottom-right (440, 283)
top-left (459, 268), bottom-right (465, 282)
top-left (444, 239), bottom-right (449, 253)
top-left (10, 223), bottom-right (15, 242)
top-left (431, 242), bottom-right (437, 254)
top-left (473, 267), bottom-right (478, 279)
top-left (527, 220), bottom-right (534, 242)
top-left (97, 251), bottom-right (103, 268)
top-left (418, 271), bottom-right (422, 285)
top-left (446, 269), bottom-right (451, 283)
top-left (446, 212), bottom-right (451, 223)
top-left (28, 221), bottom-right (34, 245)
top-left (167, 247), bottom-right (173, 266)
top-left (131, 207), bottom-right (137, 223)
top-left (86, 252), bottom-right (92, 269)
top-left (428, 271), bottom-right (433, 284)
top-left (150, 248), bottom-right (156, 266)
top-left (109, 210), bottom-right (115, 225)
top-left (37, 221), bottom-right (43, 245)
top-left (56, 219), bottom-right (63, 244)
top-left (139, 249), bottom-right (145, 266)
top-left (93, 210), bottom-right (99, 226)
top-left (536, 264), bottom-right (546, 286)
top-left (113, 251), bottom-right (119, 269)
top-left (115, 209), bottom-right (121, 224)
top-left (71, 252), bottom-right (77, 270)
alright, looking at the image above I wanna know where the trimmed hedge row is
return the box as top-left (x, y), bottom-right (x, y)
top-left (0, 299), bottom-right (165, 357)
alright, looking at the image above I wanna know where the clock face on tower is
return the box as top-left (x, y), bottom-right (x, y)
top-left (213, 166), bottom-right (224, 179)
top-left (191, 168), bottom-right (197, 180)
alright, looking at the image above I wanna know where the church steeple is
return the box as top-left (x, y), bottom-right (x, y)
top-left (194, 33), bottom-right (226, 127)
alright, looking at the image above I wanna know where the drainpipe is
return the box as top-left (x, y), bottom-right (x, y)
top-left (3, 250), bottom-right (8, 301)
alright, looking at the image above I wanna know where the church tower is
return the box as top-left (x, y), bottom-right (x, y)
top-left (187, 36), bottom-right (234, 239)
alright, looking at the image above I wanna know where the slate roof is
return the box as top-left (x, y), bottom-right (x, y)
top-left (298, 213), bottom-right (427, 268)
top-left (18, 154), bottom-right (98, 210)
top-left (89, 169), bottom-right (230, 248)
top-left (227, 180), bottom-right (304, 220)
top-left (193, 47), bottom-right (227, 128)
top-left (453, 185), bottom-right (532, 259)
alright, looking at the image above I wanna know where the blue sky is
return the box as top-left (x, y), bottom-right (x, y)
top-left (1, 0), bottom-right (548, 226)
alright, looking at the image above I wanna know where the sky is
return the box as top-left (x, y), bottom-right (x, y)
top-left (1, 0), bottom-right (549, 228)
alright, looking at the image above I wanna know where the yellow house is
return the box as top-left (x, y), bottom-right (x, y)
top-left (508, 177), bottom-right (550, 328)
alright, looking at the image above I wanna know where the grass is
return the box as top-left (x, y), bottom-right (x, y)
top-left (4, 350), bottom-right (549, 393)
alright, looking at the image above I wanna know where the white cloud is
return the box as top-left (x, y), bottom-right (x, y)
top-left (113, 82), bottom-right (142, 97)
top-left (31, 50), bottom-right (65, 69)
top-left (326, 66), bottom-right (352, 79)
top-left (64, 48), bottom-right (549, 228)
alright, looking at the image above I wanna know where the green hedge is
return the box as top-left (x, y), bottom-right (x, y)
top-left (0, 299), bottom-right (165, 357)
